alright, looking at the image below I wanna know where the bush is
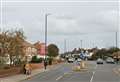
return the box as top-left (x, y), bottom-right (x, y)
top-left (31, 56), bottom-right (43, 63)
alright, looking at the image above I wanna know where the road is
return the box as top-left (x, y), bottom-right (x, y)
top-left (22, 61), bottom-right (120, 82)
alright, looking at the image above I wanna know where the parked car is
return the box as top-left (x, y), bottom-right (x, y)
top-left (106, 57), bottom-right (115, 64)
top-left (77, 58), bottom-right (82, 62)
top-left (97, 58), bottom-right (104, 64)
top-left (68, 57), bottom-right (74, 63)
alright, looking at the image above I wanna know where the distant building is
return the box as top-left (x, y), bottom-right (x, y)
top-left (34, 41), bottom-right (47, 58)
top-left (113, 51), bottom-right (120, 59)
top-left (0, 40), bottom-right (37, 64)
top-left (22, 41), bottom-right (37, 62)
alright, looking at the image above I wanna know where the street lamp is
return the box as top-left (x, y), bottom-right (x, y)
top-left (80, 40), bottom-right (83, 49)
top-left (115, 31), bottom-right (119, 63)
top-left (44, 13), bottom-right (51, 70)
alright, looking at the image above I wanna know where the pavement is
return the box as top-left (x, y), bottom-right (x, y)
top-left (0, 63), bottom-right (64, 82)
top-left (113, 64), bottom-right (120, 76)
top-left (1, 61), bottom-right (120, 82)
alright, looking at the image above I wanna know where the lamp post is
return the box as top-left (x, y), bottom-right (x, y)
top-left (44, 13), bottom-right (51, 70)
top-left (115, 31), bottom-right (119, 64)
top-left (80, 40), bottom-right (83, 49)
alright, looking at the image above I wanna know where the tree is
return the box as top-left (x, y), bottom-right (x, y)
top-left (8, 29), bottom-right (26, 65)
top-left (48, 44), bottom-right (59, 57)
top-left (91, 48), bottom-right (107, 60)
top-left (0, 31), bottom-right (9, 57)
top-left (0, 29), bottom-right (26, 66)
top-left (107, 47), bottom-right (119, 54)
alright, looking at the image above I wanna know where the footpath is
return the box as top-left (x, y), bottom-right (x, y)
top-left (113, 64), bottom-right (120, 76)
top-left (0, 63), bottom-right (63, 82)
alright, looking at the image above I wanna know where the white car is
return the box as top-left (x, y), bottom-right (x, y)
top-left (97, 58), bottom-right (104, 64)
top-left (77, 58), bottom-right (82, 62)
top-left (106, 57), bottom-right (115, 64)
top-left (68, 58), bottom-right (74, 63)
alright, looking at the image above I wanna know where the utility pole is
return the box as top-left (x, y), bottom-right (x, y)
top-left (80, 40), bottom-right (83, 49)
top-left (115, 31), bottom-right (119, 64)
top-left (64, 39), bottom-right (67, 54)
top-left (44, 13), bottom-right (51, 70)
top-left (116, 32), bottom-right (118, 48)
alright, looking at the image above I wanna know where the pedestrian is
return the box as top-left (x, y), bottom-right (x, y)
top-left (25, 63), bottom-right (31, 75)
top-left (116, 58), bottom-right (119, 64)
top-left (23, 64), bottom-right (26, 74)
top-left (44, 59), bottom-right (47, 70)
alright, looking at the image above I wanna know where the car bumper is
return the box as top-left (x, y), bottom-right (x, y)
top-left (97, 62), bottom-right (103, 64)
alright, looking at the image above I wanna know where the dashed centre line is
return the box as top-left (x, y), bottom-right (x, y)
top-left (56, 72), bottom-right (72, 81)
top-left (90, 64), bottom-right (97, 82)
top-left (90, 71), bottom-right (95, 82)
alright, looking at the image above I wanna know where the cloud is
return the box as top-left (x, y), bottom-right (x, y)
top-left (94, 10), bottom-right (119, 31)
top-left (47, 10), bottom-right (119, 35)
top-left (1, 1), bottom-right (119, 52)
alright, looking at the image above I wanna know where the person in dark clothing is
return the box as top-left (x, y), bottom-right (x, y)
top-left (116, 58), bottom-right (119, 64)
top-left (44, 59), bottom-right (47, 70)
top-left (23, 64), bottom-right (26, 74)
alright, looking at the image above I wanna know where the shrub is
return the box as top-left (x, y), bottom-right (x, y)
top-left (31, 56), bottom-right (43, 63)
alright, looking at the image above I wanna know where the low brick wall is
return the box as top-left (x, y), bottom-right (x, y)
top-left (0, 63), bottom-right (44, 78)
top-left (30, 63), bottom-right (44, 70)
top-left (0, 67), bottom-right (21, 78)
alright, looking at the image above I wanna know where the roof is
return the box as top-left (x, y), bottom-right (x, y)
top-left (22, 40), bottom-right (34, 48)
top-left (34, 41), bottom-right (45, 49)
top-left (113, 51), bottom-right (120, 58)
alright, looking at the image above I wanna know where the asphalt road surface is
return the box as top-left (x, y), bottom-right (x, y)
top-left (22, 61), bottom-right (120, 82)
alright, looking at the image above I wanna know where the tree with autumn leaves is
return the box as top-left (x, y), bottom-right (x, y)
top-left (0, 29), bottom-right (26, 66)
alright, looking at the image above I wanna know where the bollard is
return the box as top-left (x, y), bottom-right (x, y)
top-left (80, 61), bottom-right (85, 69)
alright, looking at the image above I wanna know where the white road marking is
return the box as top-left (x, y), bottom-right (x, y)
top-left (113, 68), bottom-right (120, 76)
top-left (56, 72), bottom-right (71, 81)
top-left (56, 75), bottom-right (63, 81)
top-left (90, 64), bottom-right (97, 82)
top-left (90, 71), bottom-right (95, 82)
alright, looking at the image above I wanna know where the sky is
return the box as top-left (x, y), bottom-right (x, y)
top-left (0, 0), bottom-right (120, 53)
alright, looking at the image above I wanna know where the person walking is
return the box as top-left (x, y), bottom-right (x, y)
top-left (25, 63), bottom-right (31, 75)
top-left (44, 59), bottom-right (47, 70)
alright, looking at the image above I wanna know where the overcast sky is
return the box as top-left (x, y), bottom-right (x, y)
top-left (0, 0), bottom-right (120, 53)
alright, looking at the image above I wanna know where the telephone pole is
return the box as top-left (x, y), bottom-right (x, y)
top-left (44, 13), bottom-right (51, 70)
top-left (80, 40), bottom-right (83, 49)
top-left (64, 39), bottom-right (67, 54)
top-left (116, 32), bottom-right (118, 48)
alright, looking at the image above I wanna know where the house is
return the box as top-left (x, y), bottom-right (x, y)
top-left (22, 41), bottom-right (37, 62)
top-left (34, 41), bottom-right (47, 58)
top-left (113, 51), bottom-right (120, 59)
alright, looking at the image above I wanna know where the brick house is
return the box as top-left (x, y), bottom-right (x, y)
top-left (22, 41), bottom-right (37, 62)
top-left (34, 41), bottom-right (47, 58)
